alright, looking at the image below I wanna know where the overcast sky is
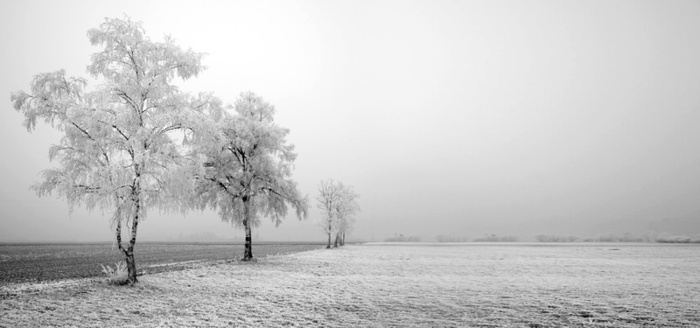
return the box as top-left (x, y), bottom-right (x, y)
top-left (1, 0), bottom-right (699, 242)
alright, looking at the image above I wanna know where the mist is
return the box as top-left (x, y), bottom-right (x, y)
top-left (1, 0), bottom-right (699, 243)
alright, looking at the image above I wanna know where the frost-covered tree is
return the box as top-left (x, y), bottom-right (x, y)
top-left (316, 179), bottom-right (359, 248)
top-left (11, 17), bottom-right (219, 283)
top-left (334, 184), bottom-right (359, 247)
top-left (192, 92), bottom-right (308, 261)
top-left (317, 179), bottom-right (342, 248)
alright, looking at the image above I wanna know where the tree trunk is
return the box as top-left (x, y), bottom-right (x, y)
top-left (126, 193), bottom-right (140, 283)
top-left (126, 217), bottom-right (139, 283)
top-left (243, 220), bottom-right (253, 261)
top-left (124, 176), bottom-right (142, 284)
top-left (341, 232), bottom-right (346, 246)
top-left (334, 232), bottom-right (339, 248)
top-left (124, 248), bottom-right (137, 283)
top-left (327, 228), bottom-right (332, 249)
top-left (242, 199), bottom-right (253, 261)
top-left (115, 198), bottom-right (140, 284)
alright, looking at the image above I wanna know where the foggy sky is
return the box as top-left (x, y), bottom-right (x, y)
top-left (1, 0), bottom-right (699, 242)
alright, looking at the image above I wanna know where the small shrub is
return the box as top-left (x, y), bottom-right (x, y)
top-left (100, 261), bottom-right (129, 285)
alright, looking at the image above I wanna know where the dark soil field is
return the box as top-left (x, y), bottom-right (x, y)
top-left (0, 242), bottom-right (325, 284)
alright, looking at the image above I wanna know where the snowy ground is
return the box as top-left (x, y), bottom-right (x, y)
top-left (1, 243), bottom-right (699, 327)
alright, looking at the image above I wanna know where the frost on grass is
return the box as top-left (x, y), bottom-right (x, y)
top-left (100, 261), bottom-right (129, 285)
top-left (2, 244), bottom-right (700, 327)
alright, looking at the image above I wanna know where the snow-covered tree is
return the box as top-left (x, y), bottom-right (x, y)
top-left (334, 184), bottom-right (360, 247)
top-left (316, 179), bottom-right (360, 248)
top-left (192, 92), bottom-right (308, 261)
top-left (11, 16), bottom-right (219, 283)
top-left (317, 179), bottom-right (343, 248)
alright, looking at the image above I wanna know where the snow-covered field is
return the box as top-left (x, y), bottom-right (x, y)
top-left (1, 243), bottom-right (699, 327)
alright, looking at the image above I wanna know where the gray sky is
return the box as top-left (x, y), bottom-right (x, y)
top-left (1, 0), bottom-right (699, 242)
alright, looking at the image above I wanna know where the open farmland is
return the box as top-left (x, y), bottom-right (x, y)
top-left (0, 242), bottom-right (325, 284)
top-left (1, 243), bottom-right (699, 327)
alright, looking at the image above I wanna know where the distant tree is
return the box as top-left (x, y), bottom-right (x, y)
top-left (316, 179), bottom-right (359, 248)
top-left (191, 92), bottom-right (308, 261)
top-left (11, 16), bottom-right (218, 283)
top-left (384, 234), bottom-right (421, 242)
top-left (316, 179), bottom-right (342, 248)
top-left (535, 235), bottom-right (580, 242)
top-left (435, 235), bottom-right (470, 242)
top-left (333, 184), bottom-right (360, 247)
top-left (473, 234), bottom-right (518, 242)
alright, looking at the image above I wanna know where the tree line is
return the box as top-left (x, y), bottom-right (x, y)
top-left (316, 179), bottom-right (360, 248)
top-left (11, 16), bottom-right (359, 284)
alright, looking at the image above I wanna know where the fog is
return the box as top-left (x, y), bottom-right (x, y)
top-left (1, 0), bottom-right (699, 243)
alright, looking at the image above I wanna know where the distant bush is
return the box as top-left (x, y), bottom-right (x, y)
top-left (656, 233), bottom-right (696, 243)
top-left (601, 234), bottom-right (642, 242)
top-left (100, 261), bottom-right (129, 285)
top-left (535, 235), bottom-right (579, 242)
top-left (435, 235), bottom-right (470, 242)
top-left (473, 234), bottom-right (518, 242)
top-left (582, 233), bottom-right (648, 243)
top-left (385, 234), bottom-right (421, 242)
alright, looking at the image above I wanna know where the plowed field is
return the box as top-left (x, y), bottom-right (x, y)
top-left (0, 242), bottom-right (324, 284)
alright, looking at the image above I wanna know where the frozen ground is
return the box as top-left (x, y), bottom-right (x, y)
top-left (0, 243), bottom-right (324, 284)
top-left (1, 243), bottom-right (699, 327)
